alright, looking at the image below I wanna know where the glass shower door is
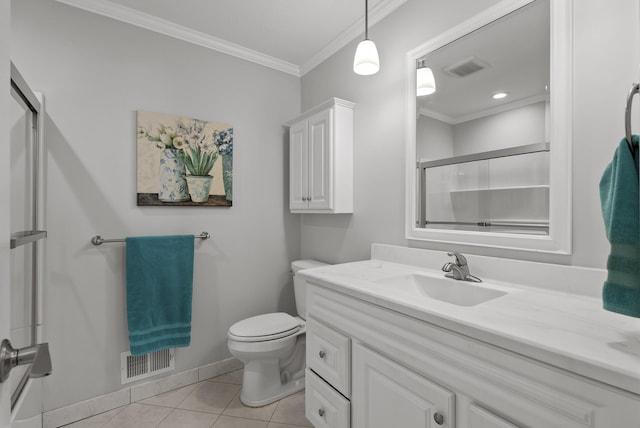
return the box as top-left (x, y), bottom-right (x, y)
top-left (9, 73), bottom-right (36, 410)
top-left (5, 64), bottom-right (49, 420)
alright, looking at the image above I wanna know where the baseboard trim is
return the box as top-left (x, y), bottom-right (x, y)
top-left (43, 357), bottom-right (241, 428)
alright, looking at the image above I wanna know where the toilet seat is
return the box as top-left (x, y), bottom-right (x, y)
top-left (228, 312), bottom-right (302, 342)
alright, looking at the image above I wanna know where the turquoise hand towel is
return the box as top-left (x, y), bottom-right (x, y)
top-left (600, 136), bottom-right (640, 317)
top-left (126, 235), bottom-right (194, 356)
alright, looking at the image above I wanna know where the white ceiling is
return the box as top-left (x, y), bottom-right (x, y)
top-left (55, 0), bottom-right (408, 76)
top-left (418, 0), bottom-right (550, 122)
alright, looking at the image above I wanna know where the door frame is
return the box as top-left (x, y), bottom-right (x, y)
top-left (1, 0), bottom-right (13, 425)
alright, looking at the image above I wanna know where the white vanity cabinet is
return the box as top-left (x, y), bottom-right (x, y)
top-left (305, 282), bottom-right (640, 428)
top-left (306, 369), bottom-right (350, 428)
top-left (287, 98), bottom-right (354, 213)
top-left (306, 311), bottom-right (454, 428)
top-left (468, 404), bottom-right (519, 428)
top-left (305, 316), bottom-right (351, 428)
top-left (352, 343), bottom-right (455, 428)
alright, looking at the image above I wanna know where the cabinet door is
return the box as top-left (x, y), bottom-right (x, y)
top-left (307, 108), bottom-right (333, 210)
top-left (352, 343), bottom-right (455, 428)
top-left (289, 119), bottom-right (308, 210)
top-left (469, 404), bottom-right (520, 428)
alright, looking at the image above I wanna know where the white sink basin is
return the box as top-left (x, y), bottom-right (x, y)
top-left (373, 273), bottom-right (507, 307)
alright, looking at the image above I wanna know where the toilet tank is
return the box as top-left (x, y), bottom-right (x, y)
top-left (291, 260), bottom-right (328, 320)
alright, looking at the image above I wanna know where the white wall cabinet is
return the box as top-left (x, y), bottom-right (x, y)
top-left (287, 98), bottom-right (354, 213)
top-left (305, 283), bottom-right (640, 428)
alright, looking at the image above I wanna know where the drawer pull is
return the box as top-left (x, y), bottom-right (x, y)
top-left (433, 412), bottom-right (444, 425)
top-left (318, 408), bottom-right (325, 417)
top-left (319, 350), bottom-right (326, 359)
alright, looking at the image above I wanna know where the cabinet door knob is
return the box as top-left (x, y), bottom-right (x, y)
top-left (318, 408), bottom-right (325, 417)
top-left (319, 350), bottom-right (326, 359)
top-left (433, 412), bottom-right (444, 425)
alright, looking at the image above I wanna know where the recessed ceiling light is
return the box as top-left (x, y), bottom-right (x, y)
top-left (492, 92), bottom-right (509, 100)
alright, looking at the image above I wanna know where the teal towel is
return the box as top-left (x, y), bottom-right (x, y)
top-left (600, 136), bottom-right (640, 317)
top-left (126, 235), bottom-right (194, 356)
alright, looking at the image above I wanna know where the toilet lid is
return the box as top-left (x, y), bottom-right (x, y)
top-left (228, 312), bottom-right (302, 342)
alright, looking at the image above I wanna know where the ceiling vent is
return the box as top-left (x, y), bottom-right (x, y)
top-left (444, 56), bottom-right (490, 78)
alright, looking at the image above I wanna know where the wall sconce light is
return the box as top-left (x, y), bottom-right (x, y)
top-left (353, 0), bottom-right (379, 75)
top-left (416, 60), bottom-right (436, 96)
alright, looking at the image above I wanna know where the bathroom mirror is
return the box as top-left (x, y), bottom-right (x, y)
top-left (406, 0), bottom-right (572, 254)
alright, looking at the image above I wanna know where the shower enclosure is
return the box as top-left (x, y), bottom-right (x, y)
top-left (2, 63), bottom-right (50, 422)
top-left (417, 143), bottom-right (550, 235)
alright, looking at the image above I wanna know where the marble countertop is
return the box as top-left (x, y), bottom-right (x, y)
top-left (299, 259), bottom-right (640, 396)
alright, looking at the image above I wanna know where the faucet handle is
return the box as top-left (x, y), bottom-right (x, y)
top-left (447, 252), bottom-right (467, 266)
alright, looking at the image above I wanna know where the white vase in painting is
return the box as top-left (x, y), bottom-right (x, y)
top-left (158, 148), bottom-right (189, 202)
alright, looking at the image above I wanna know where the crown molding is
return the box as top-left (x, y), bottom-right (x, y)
top-left (300, 0), bottom-right (409, 76)
top-left (55, 0), bottom-right (301, 76)
top-left (418, 107), bottom-right (455, 124)
top-left (419, 94), bottom-right (549, 125)
top-left (453, 94), bottom-right (549, 124)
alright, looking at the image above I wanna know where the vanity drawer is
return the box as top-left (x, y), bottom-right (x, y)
top-left (469, 404), bottom-right (520, 428)
top-left (307, 316), bottom-right (351, 397)
top-left (306, 368), bottom-right (350, 428)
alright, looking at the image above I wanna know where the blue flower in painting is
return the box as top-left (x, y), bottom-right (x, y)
top-left (213, 128), bottom-right (233, 156)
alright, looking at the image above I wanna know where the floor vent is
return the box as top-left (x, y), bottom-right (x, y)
top-left (120, 348), bottom-right (175, 384)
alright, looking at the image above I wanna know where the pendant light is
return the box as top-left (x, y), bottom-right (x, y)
top-left (353, 0), bottom-right (379, 75)
top-left (416, 60), bottom-right (436, 96)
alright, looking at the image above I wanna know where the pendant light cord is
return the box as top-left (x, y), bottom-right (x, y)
top-left (365, 0), bottom-right (369, 40)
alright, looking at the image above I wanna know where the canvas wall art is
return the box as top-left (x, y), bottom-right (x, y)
top-left (136, 110), bottom-right (233, 206)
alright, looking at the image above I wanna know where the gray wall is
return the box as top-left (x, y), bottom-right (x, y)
top-left (300, 0), bottom-right (640, 268)
top-left (417, 102), bottom-right (547, 159)
top-left (453, 102), bottom-right (546, 155)
top-left (11, 0), bottom-right (301, 412)
top-left (416, 115), bottom-right (453, 161)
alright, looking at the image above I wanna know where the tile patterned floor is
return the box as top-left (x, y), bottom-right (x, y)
top-left (62, 369), bottom-right (313, 428)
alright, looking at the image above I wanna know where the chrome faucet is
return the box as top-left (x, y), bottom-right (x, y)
top-left (442, 252), bottom-right (482, 283)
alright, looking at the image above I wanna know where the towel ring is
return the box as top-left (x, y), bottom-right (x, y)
top-left (624, 82), bottom-right (639, 152)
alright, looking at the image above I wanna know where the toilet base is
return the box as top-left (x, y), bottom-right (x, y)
top-left (236, 336), bottom-right (306, 407)
top-left (240, 369), bottom-right (305, 407)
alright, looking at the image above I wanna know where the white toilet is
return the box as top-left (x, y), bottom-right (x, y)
top-left (227, 259), bottom-right (327, 407)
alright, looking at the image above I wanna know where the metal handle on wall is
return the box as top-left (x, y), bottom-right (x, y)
top-left (625, 82), bottom-right (639, 152)
top-left (0, 339), bottom-right (52, 383)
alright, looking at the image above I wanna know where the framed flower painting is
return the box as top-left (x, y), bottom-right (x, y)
top-left (136, 110), bottom-right (233, 206)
